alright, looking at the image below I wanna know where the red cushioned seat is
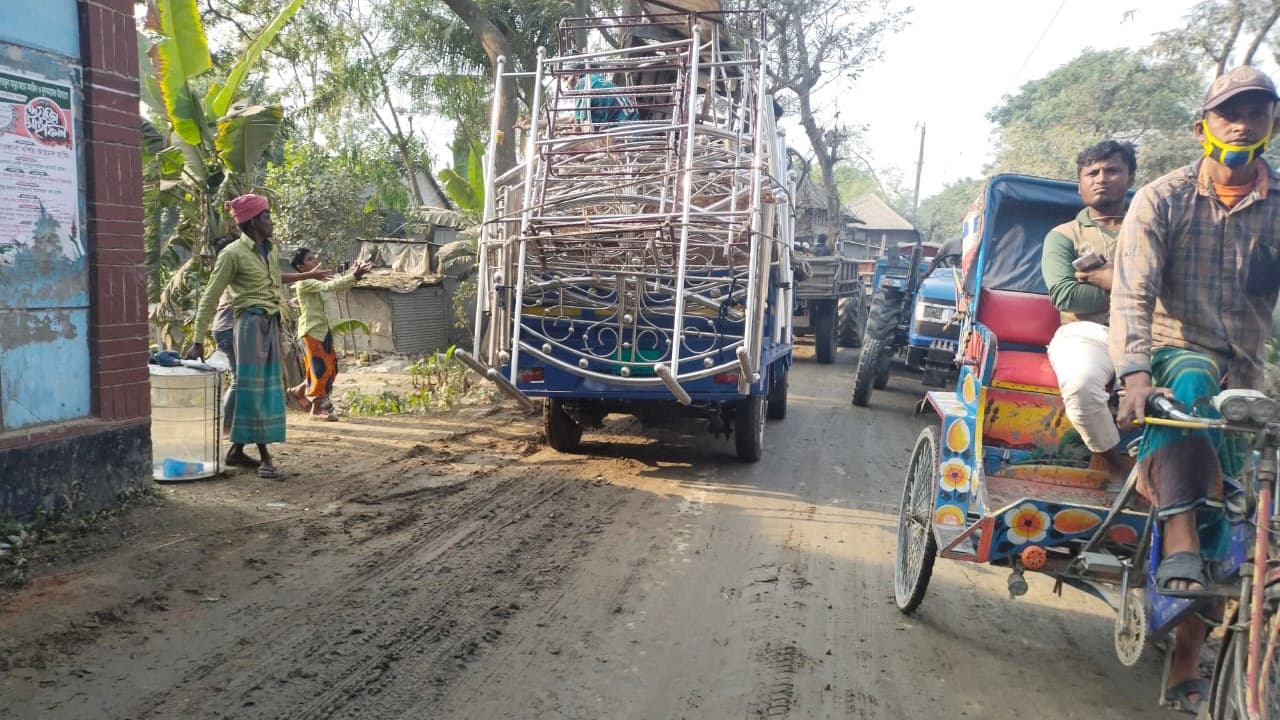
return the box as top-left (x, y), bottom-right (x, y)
top-left (978, 289), bottom-right (1061, 391)
top-left (992, 350), bottom-right (1059, 390)
top-left (977, 289), bottom-right (1060, 347)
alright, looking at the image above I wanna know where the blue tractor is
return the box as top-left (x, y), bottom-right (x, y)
top-left (850, 234), bottom-right (962, 407)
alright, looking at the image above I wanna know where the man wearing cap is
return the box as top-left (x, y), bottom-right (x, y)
top-left (187, 194), bottom-right (291, 478)
top-left (1111, 65), bottom-right (1280, 713)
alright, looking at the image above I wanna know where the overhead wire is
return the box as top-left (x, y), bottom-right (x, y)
top-left (1003, 0), bottom-right (1070, 96)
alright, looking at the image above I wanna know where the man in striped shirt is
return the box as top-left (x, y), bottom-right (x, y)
top-left (1110, 65), bottom-right (1280, 713)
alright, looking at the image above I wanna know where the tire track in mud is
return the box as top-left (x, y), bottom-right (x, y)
top-left (746, 510), bottom-right (817, 720)
top-left (128, 451), bottom-right (633, 720)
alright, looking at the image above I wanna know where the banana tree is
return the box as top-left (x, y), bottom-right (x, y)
top-left (140, 0), bottom-right (305, 342)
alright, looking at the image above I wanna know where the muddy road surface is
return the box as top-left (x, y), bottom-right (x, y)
top-left (3, 347), bottom-right (1179, 719)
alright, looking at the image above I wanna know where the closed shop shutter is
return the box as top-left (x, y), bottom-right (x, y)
top-left (389, 286), bottom-right (448, 357)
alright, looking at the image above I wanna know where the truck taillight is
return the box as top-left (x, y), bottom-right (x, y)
top-left (713, 372), bottom-right (739, 384)
top-left (519, 367), bottom-right (545, 383)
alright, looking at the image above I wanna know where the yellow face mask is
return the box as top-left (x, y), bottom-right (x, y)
top-left (1201, 121), bottom-right (1271, 169)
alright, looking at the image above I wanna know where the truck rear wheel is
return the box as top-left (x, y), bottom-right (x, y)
top-left (851, 338), bottom-right (885, 407)
top-left (838, 296), bottom-right (863, 348)
top-left (734, 394), bottom-right (766, 462)
top-left (813, 301), bottom-right (837, 364)
top-left (766, 363), bottom-right (788, 420)
top-left (543, 398), bottom-right (583, 452)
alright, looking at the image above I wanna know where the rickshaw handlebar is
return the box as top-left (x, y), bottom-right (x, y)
top-left (1143, 394), bottom-right (1228, 430)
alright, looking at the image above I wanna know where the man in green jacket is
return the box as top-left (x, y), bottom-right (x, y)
top-left (1041, 140), bottom-right (1136, 479)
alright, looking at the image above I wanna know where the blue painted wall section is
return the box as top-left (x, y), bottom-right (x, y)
top-left (0, 1), bottom-right (81, 59)
top-left (0, 0), bottom-right (149, 524)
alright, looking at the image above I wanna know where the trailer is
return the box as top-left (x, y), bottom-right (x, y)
top-left (458, 8), bottom-right (794, 461)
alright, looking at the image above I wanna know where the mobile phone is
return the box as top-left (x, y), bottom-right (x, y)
top-left (1072, 252), bottom-right (1105, 271)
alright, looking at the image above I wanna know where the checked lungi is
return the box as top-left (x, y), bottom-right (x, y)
top-left (231, 308), bottom-right (286, 444)
top-left (1138, 348), bottom-right (1247, 557)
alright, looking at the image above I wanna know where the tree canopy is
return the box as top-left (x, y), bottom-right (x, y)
top-left (986, 48), bottom-right (1203, 184)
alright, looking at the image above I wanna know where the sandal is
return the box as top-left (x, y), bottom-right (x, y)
top-left (1156, 551), bottom-right (1219, 599)
top-left (1164, 677), bottom-right (1209, 714)
top-left (257, 465), bottom-right (282, 480)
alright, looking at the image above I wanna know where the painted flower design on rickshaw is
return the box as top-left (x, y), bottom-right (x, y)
top-left (939, 459), bottom-right (972, 493)
top-left (934, 504), bottom-right (966, 528)
top-left (945, 419), bottom-right (971, 453)
top-left (1004, 503), bottom-right (1050, 545)
top-left (961, 373), bottom-right (977, 405)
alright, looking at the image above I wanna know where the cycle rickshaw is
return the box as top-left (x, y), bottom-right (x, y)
top-left (894, 173), bottom-right (1280, 717)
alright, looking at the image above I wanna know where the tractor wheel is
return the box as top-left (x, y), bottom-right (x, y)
top-left (864, 288), bottom-right (904, 343)
top-left (814, 301), bottom-right (837, 364)
top-left (874, 350), bottom-right (893, 389)
top-left (851, 338), bottom-right (886, 407)
top-left (837, 295), bottom-right (863, 348)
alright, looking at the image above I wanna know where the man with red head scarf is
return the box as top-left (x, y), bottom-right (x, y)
top-left (188, 194), bottom-right (290, 478)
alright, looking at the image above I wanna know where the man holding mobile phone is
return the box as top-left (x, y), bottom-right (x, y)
top-left (1041, 140), bottom-right (1137, 479)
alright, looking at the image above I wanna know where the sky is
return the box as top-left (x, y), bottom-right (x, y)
top-left (813, 0), bottom-right (1205, 198)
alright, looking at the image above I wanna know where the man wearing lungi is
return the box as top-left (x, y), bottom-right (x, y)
top-left (188, 194), bottom-right (290, 479)
top-left (1111, 66), bottom-right (1280, 713)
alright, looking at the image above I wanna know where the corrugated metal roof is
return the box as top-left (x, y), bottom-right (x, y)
top-left (847, 193), bottom-right (915, 231)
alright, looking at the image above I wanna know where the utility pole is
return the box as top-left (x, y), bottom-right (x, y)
top-left (911, 122), bottom-right (926, 224)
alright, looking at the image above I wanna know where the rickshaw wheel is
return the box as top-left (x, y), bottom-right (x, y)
top-left (895, 426), bottom-right (939, 613)
top-left (1209, 609), bottom-right (1280, 718)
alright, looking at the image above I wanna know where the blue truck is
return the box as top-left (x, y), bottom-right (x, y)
top-left (459, 10), bottom-right (794, 461)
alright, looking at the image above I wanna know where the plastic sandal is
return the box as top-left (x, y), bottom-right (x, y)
top-left (1155, 551), bottom-right (1219, 599)
top-left (1163, 677), bottom-right (1208, 714)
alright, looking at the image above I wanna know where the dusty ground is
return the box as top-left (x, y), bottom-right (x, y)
top-left (1, 345), bottom-right (1182, 719)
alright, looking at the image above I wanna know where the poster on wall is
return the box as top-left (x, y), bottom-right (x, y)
top-left (0, 68), bottom-right (81, 274)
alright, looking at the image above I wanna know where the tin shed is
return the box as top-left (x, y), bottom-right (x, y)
top-left (337, 272), bottom-right (451, 358)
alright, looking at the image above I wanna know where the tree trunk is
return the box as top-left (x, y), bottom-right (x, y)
top-left (439, 0), bottom-right (519, 178)
top-left (1243, 3), bottom-right (1280, 65)
top-left (796, 88), bottom-right (842, 247)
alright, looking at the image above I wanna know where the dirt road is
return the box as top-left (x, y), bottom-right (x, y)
top-left (2, 347), bottom-right (1179, 719)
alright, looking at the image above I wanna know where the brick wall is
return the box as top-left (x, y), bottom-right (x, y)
top-left (80, 0), bottom-right (149, 422)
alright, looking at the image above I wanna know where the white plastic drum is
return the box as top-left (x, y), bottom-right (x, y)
top-left (149, 363), bottom-right (222, 481)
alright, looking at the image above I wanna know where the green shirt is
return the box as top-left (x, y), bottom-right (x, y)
top-left (1041, 208), bottom-right (1119, 325)
top-left (294, 272), bottom-right (358, 341)
top-left (193, 234), bottom-right (284, 342)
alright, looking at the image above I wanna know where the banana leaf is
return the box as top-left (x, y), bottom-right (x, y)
top-left (148, 0), bottom-right (211, 79)
top-left (205, 0), bottom-right (307, 119)
top-left (148, 0), bottom-right (212, 146)
top-left (330, 318), bottom-right (371, 337)
top-left (214, 104), bottom-right (285, 175)
top-left (137, 31), bottom-right (165, 115)
top-left (438, 167), bottom-right (479, 212)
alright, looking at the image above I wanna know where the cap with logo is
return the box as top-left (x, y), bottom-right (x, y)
top-left (1203, 65), bottom-right (1280, 112)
